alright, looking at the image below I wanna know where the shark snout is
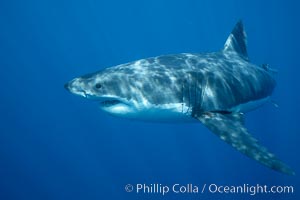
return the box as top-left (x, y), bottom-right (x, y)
top-left (64, 78), bottom-right (88, 98)
top-left (64, 82), bottom-right (71, 92)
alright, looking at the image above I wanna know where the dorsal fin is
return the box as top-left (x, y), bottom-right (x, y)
top-left (223, 20), bottom-right (248, 60)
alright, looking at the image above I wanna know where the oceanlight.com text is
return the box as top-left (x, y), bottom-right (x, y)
top-left (124, 183), bottom-right (294, 196)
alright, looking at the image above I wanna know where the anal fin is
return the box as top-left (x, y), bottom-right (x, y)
top-left (196, 112), bottom-right (294, 175)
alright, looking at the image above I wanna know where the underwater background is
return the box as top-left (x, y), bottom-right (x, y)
top-left (0, 0), bottom-right (299, 199)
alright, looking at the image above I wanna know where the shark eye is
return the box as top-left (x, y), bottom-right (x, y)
top-left (95, 83), bottom-right (102, 89)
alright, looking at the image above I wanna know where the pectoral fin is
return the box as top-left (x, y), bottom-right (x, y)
top-left (196, 112), bottom-right (294, 175)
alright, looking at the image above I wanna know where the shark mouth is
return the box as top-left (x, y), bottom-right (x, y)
top-left (100, 99), bottom-right (122, 107)
top-left (98, 97), bottom-right (134, 115)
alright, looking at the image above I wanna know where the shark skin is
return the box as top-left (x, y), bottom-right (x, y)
top-left (65, 21), bottom-right (294, 175)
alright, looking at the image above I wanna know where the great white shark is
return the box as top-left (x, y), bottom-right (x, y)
top-left (65, 21), bottom-right (294, 175)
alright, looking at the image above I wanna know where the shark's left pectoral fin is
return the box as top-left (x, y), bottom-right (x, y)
top-left (195, 112), bottom-right (295, 175)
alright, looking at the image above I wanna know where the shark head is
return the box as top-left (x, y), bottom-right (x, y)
top-left (64, 61), bottom-right (193, 121)
top-left (64, 67), bottom-right (138, 116)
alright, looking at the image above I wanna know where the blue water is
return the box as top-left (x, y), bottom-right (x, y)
top-left (0, 0), bottom-right (299, 199)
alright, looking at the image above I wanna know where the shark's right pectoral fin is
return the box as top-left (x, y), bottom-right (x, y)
top-left (195, 112), bottom-right (295, 175)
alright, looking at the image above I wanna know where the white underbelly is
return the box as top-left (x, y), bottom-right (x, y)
top-left (229, 96), bottom-right (270, 113)
top-left (106, 103), bottom-right (196, 122)
top-left (102, 97), bottom-right (270, 122)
